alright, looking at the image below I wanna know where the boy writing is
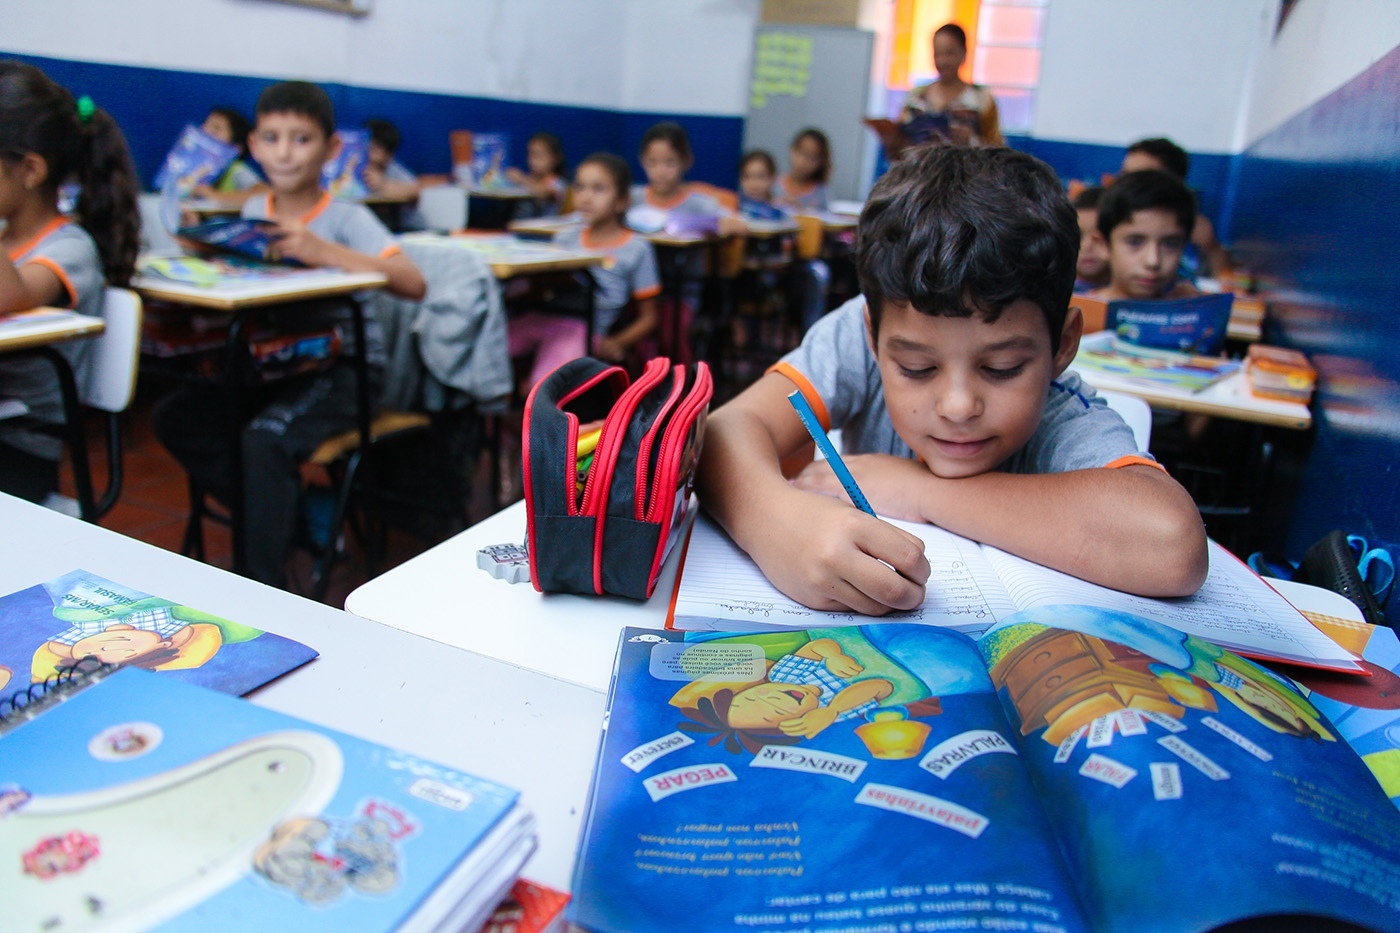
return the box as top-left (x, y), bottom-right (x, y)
top-left (697, 146), bottom-right (1207, 616)
top-left (1089, 169), bottom-right (1200, 302)
top-left (154, 81), bottom-right (425, 589)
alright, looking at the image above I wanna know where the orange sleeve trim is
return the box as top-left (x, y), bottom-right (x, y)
top-left (1104, 454), bottom-right (1166, 473)
top-left (769, 361), bottom-right (830, 432)
top-left (25, 256), bottom-right (79, 309)
top-left (378, 243), bottom-right (402, 260)
top-left (633, 284), bottom-right (661, 301)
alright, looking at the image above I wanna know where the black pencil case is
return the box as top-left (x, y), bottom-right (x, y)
top-left (522, 356), bottom-right (713, 599)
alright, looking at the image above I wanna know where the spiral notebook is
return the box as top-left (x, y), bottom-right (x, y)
top-left (0, 664), bottom-right (537, 932)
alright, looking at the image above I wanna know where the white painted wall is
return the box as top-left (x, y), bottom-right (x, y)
top-left (4, 0), bottom-right (759, 116)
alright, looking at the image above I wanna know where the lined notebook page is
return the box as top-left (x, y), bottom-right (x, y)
top-left (982, 542), bottom-right (1360, 669)
top-left (669, 514), bottom-right (1016, 634)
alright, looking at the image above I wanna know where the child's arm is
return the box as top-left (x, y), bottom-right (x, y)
top-left (0, 256), bottom-right (68, 315)
top-left (793, 454), bottom-right (1208, 597)
top-left (594, 296), bottom-right (656, 363)
top-left (268, 219), bottom-right (426, 300)
top-left (697, 370), bottom-right (932, 616)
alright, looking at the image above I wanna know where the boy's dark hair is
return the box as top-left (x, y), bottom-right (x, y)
top-left (256, 80), bottom-right (334, 137)
top-left (791, 127), bottom-right (831, 183)
top-left (1125, 137), bottom-right (1189, 179)
top-left (0, 60), bottom-right (139, 286)
top-left (1096, 169), bottom-right (1196, 242)
top-left (857, 144), bottom-right (1078, 351)
top-left (363, 117), bottom-right (400, 154)
top-left (738, 149), bottom-right (777, 177)
top-left (208, 106), bottom-right (251, 158)
top-left (529, 131), bottom-right (567, 176)
top-left (1072, 185), bottom-right (1104, 211)
top-left (578, 151), bottom-right (632, 203)
top-left (639, 121), bottom-right (692, 164)
top-left (934, 22), bottom-right (968, 50)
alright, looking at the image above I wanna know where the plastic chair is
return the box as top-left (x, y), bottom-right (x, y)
top-left (137, 192), bottom-right (179, 253)
top-left (1075, 296), bottom-right (1109, 334)
top-left (417, 184), bottom-right (469, 233)
top-left (1097, 389), bottom-right (1152, 451)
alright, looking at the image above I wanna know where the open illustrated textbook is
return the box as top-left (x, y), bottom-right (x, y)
top-left (667, 514), bottom-right (1361, 673)
top-left (0, 666), bottom-right (536, 932)
top-left (570, 619), bottom-right (1400, 933)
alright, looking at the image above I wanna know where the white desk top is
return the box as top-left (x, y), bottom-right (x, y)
top-left (132, 266), bottom-right (388, 311)
top-left (346, 500), bottom-right (685, 693)
top-left (0, 307), bottom-right (105, 352)
top-left (0, 493), bottom-right (603, 891)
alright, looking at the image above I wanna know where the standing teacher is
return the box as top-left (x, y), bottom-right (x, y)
top-left (893, 23), bottom-right (1003, 155)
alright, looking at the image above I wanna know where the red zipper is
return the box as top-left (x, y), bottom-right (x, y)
top-left (647, 362), bottom-right (713, 523)
top-left (633, 365), bottom-right (687, 518)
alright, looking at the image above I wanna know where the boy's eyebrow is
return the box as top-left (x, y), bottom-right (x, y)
top-left (885, 335), bottom-right (1040, 353)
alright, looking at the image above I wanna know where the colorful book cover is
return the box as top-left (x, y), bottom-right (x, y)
top-left (323, 128), bottom-right (371, 200)
top-left (570, 616), bottom-right (1400, 932)
top-left (466, 132), bottom-right (510, 189)
top-left (738, 197), bottom-right (791, 222)
top-left (137, 255), bottom-right (312, 289)
top-left (903, 110), bottom-right (952, 145)
top-left (153, 124), bottom-right (240, 196)
top-left (0, 667), bottom-right (534, 932)
top-left (1106, 292), bottom-right (1235, 355)
top-left (1072, 335), bottom-right (1242, 393)
top-left (176, 218), bottom-right (302, 265)
top-left (0, 570), bottom-right (317, 697)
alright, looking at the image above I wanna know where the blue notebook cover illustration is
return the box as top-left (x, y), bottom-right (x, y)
top-left (0, 667), bottom-right (534, 932)
top-left (738, 196), bottom-right (791, 221)
top-left (0, 570), bottom-right (316, 697)
top-left (1107, 292), bottom-right (1235, 355)
top-left (467, 132), bottom-right (510, 188)
top-left (323, 128), bottom-right (371, 199)
top-left (570, 617), bottom-right (1400, 933)
top-left (176, 218), bottom-right (303, 265)
top-left (153, 124), bottom-right (240, 195)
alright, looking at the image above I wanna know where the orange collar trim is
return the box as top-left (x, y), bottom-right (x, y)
top-left (7, 216), bottom-right (71, 262)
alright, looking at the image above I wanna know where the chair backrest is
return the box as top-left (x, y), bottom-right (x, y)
top-left (795, 214), bottom-right (825, 260)
top-left (1075, 296), bottom-right (1109, 334)
top-left (691, 182), bottom-right (739, 214)
top-left (417, 184), bottom-right (469, 233)
top-left (1097, 389), bottom-right (1152, 451)
top-left (83, 288), bottom-right (143, 414)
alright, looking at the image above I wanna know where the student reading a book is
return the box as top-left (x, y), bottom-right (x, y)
top-left (1121, 136), bottom-right (1233, 278)
top-left (504, 131), bottom-right (568, 220)
top-left (1088, 170), bottom-right (1201, 303)
top-left (1072, 185), bottom-right (1110, 294)
top-left (0, 61), bottom-right (140, 505)
top-left (152, 80), bottom-right (425, 589)
top-left (509, 153), bottom-right (660, 386)
top-left (631, 122), bottom-right (745, 236)
top-left (189, 106), bottom-right (267, 208)
top-left (362, 117), bottom-right (420, 202)
top-left (737, 149), bottom-right (780, 217)
top-left (775, 128), bottom-right (831, 213)
top-left (876, 23), bottom-right (1004, 161)
top-left (697, 145), bottom-right (1208, 616)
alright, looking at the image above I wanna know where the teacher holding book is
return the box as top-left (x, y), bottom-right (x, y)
top-left (878, 23), bottom-right (1003, 159)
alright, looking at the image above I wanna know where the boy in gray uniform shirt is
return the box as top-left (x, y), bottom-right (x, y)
top-left (153, 81), bottom-right (425, 590)
top-left (698, 145), bottom-right (1207, 616)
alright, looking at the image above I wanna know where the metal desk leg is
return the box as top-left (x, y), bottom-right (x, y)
top-left (35, 346), bottom-right (95, 521)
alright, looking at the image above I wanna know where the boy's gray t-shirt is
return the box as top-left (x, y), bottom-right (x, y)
top-left (775, 296), bottom-right (1144, 473)
top-left (243, 192), bottom-right (402, 367)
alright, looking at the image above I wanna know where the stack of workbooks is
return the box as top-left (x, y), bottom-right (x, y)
top-left (0, 666), bottom-right (537, 932)
top-left (1072, 332), bottom-right (1242, 394)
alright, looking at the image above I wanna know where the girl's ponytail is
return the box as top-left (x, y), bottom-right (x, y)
top-left (73, 103), bottom-right (140, 287)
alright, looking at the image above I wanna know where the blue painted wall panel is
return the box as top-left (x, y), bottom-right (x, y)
top-left (1229, 43), bottom-right (1400, 556)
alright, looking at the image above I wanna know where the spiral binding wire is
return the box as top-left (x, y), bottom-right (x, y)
top-left (0, 657), bottom-right (121, 734)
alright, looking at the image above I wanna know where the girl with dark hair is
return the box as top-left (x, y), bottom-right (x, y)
top-left (0, 60), bottom-right (140, 503)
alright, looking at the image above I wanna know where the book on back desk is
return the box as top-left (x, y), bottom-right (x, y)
top-left (667, 514), bottom-right (1361, 673)
top-left (570, 621), bottom-right (1400, 932)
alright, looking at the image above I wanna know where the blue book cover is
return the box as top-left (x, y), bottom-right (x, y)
top-left (467, 132), bottom-right (510, 189)
top-left (176, 218), bottom-right (302, 265)
top-left (1106, 292), bottom-right (1235, 355)
top-left (0, 667), bottom-right (531, 931)
top-left (323, 128), bottom-right (371, 199)
top-left (0, 570), bottom-right (316, 698)
top-left (153, 124), bottom-right (240, 195)
top-left (738, 196), bottom-right (791, 222)
top-left (571, 617), bottom-right (1400, 932)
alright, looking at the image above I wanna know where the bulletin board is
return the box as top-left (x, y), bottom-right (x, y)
top-left (743, 25), bottom-right (876, 202)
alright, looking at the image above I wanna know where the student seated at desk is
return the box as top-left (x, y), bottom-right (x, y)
top-left (697, 145), bottom-right (1208, 616)
top-left (189, 106), bottom-right (267, 208)
top-left (505, 131), bottom-right (568, 220)
top-left (1088, 170), bottom-right (1200, 303)
top-left (509, 153), bottom-right (660, 388)
top-left (0, 61), bottom-right (140, 504)
top-left (774, 127), bottom-right (831, 214)
top-left (631, 121), bottom-right (745, 237)
top-left (1072, 185), bottom-right (1110, 294)
top-left (1121, 137), bottom-right (1233, 279)
top-left (153, 81), bottom-right (425, 590)
top-left (363, 117), bottom-right (424, 230)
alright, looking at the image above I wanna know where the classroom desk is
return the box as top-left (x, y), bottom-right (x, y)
top-left (0, 491), bottom-right (605, 892)
top-left (0, 308), bottom-right (107, 520)
top-left (1070, 333), bottom-right (1312, 430)
top-left (399, 232), bottom-right (603, 279)
top-left (346, 498), bottom-right (687, 694)
top-left (130, 266), bottom-right (388, 575)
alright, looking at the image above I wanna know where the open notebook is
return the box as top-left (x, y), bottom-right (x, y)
top-left (666, 514), bottom-right (1361, 673)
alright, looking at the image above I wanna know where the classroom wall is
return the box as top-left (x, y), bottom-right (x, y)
top-left (2, 0), bottom-right (760, 187)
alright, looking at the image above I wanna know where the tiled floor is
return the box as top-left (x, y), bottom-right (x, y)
top-left (58, 385), bottom-right (505, 608)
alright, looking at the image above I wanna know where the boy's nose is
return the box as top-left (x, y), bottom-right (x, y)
top-left (1143, 242), bottom-right (1162, 269)
top-left (937, 378), bottom-right (981, 422)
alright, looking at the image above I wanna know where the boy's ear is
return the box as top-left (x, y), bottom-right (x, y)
top-left (326, 131), bottom-right (344, 163)
top-left (1052, 305), bottom-right (1083, 376)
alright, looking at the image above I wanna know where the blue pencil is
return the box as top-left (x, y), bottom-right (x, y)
top-left (787, 390), bottom-right (877, 517)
